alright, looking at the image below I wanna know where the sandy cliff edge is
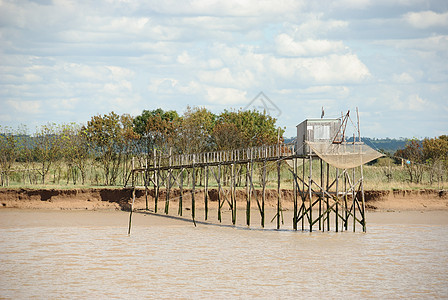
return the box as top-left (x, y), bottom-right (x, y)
top-left (0, 188), bottom-right (447, 211)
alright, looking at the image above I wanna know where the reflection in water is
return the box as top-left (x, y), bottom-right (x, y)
top-left (0, 214), bottom-right (447, 298)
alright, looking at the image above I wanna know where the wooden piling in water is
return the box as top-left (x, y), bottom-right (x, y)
top-left (277, 160), bottom-right (281, 230)
top-left (204, 161), bottom-right (209, 221)
top-left (335, 168), bottom-right (339, 232)
top-left (293, 158), bottom-right (297, 231)
top-left (154, 149), bottom-right (159, 213)
top-left (246, 151), bottom-right (251, 226)
top-left (326, 162), bottom-right (330, 231)
top-left (217, 162), bottom-right (222, 222)
top-left (309, 155), bottom-right (313, 232)
top-left (319, 159), bottom-right (323, 231)
top-left (231, 161), bottom-right (236, 225)
top-left (261, 154), bottom-right (266, 228)
top-left (165, 148), bottom-right (172, 215)
top-left (192, 154), bottom-right (196, 227)
top-left (179, 166), bottom-right (183, 216)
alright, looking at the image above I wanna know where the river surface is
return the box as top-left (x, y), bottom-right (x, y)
top-left (0, 210), bottom-right (447, 299)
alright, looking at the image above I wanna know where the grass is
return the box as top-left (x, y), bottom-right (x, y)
top-left (1, 157), bottom-right (446, 191)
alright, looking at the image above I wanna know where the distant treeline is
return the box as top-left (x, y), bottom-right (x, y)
top-left (0, 107), bottom-right (283, 186)
top-left (0, 107), bottom-right (446, 186)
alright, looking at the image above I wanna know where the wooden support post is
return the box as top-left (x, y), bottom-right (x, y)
top-left (205, 160), bottom-right (209, 221)
top-left (231, 161), bottom-right (236, 225)
top-left (246, 156), bottom-right (251, 226)
top-left (293, 158), bottom-right (297, 231)
top-left (192, 154), bottom-right (196, 226)
top-left (128, 157), bottom-right (136, 235)
top-left (277, 159), bottom-right (281, 230)
top-left (309, 156), bottom-right (313, 232)
top-left (179, 166), bottom-right (183, 216)
top-left (344, 172), bottom-right (348, 231)
top-left (145, 159), bottom-right (148, 211)
top-left (165, 147), bottom-right (172, 215)
top-left (218, 163), bottom-right (222, 222)
top-left (154, 149), bottom-right (159, 213)
top-left (335, 168), bottom-right (339, 232)
top-left (360, 164), bottom-right (366, 232)
top-left (261, 151), bottom-right (266, 228)
top-left (319, 159), bottom-right (323, 231)
top-left (128, 183), bottom-right (136, 235)
top-left (326, 162), bottom-right (330, 231)
top-left (353, 167), bottom-right (356, 232)
top-left (131, 157), bottom-right (135, 187)
top-left (302, 158), bottom-right (305, 231)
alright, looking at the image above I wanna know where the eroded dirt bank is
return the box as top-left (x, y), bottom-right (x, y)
top-left (0, 188), bottom-right (447, 211)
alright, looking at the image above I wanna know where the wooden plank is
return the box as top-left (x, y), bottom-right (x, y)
top-left (293, 158), bottom-right (297, 230)
top-left (277, 160), bottom-right (281, 230)
top-left (192, 154), bottom-right (196, 227)
top-left (205, 162), bottom-right (209, 221)
top-left (309, 156), bottom-right (313, 232)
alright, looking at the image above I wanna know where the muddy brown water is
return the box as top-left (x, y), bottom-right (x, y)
top-left (1, 209), bottom-right (447, 299)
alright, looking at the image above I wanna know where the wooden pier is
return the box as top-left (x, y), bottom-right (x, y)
top-left (126, 143), bottom-right (367, 233)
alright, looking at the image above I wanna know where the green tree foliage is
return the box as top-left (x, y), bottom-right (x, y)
top-left (215, 109), bottom-right (283, 148)
top-left (395, 138), bottom-right (425, 183)
top-left (84, 112), bottom-right (125, 185)
top-left (212, 122), bottom-right (243, 151)
top-left (175, 106), bottom-right (216, 154)
top-left (60, 123), bottom-right (90, 185)
top-left (120, 113), bottom-right (141, 185)
top-left (133, 108), bottom-right (179, 152)
top-left (33, 123), bottom-right (63, 184)
top-left (0, 126), bottom-right (20, 186)
top-left (422, 135), bottom-right (448, 184)
top-left (0, 106), bottom-right (288, 187)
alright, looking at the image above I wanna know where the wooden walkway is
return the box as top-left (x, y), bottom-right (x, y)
top-left (127, 143), bottom-right (367, 234)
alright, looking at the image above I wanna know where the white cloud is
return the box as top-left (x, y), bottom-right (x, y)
top-left (404, 11), bottom-right (448, 29)
top-left (148, 78), bottom-right (179, 93)
top-left (205, 86), bottom-right (247, 105)
top-left (269, 54), bottom-right (370, 84)
top-left (0, 0), bottom-right (447, 138)
top-left (275, 34), bottom-right (347, 57)
top-left (407, 94), bottom-right (431, 111)
top-left (298, 86), bottom-right (350, 98)
top-left (198, 68), bottom-right (255, 89)
top-left (392, 72), bottom-right (415, 84)
top-left (333, 0), bottom-right (372, 10)
top-left (287, 18), bottom-right (349, 40)
top-left (6, 99), bottom-right (42, 115)
top-left (149, 0), bottom-right (304, 18)
top-left (106, 66), bottom-right (135, 80)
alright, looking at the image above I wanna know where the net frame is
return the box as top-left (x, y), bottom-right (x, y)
top-left (306, 141), bottom-right (383, 169)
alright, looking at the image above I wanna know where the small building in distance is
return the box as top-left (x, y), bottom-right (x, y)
top-left (296, 119), bottom-right (341, 156)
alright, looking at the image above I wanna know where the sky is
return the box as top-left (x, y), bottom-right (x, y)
top-left (0, 0), bottom-right (447, 139)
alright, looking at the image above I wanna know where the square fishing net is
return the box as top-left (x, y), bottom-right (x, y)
top-left (306, 141), bottom-right (383, 169)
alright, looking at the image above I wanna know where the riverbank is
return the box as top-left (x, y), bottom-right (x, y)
top-left (0, 187), bottom-right (447, 212)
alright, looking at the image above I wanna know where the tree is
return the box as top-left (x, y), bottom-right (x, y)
top-left (423, 135), bottom-right (448, 185)
top-left (60, 123), bottom-right (90, 185)
top-left (121, 113), bottom-right (140, 185)
top-left (33, 123), bottom-right (63, 184)
top-left (212, 122), bottom-right (243, 151)
top-left (394, 138), bottom-right (424, 183)
top-left (0, 126), bottom-right (20, 186)
top-left (84, 112), bottom-right (124, 185)
top-left (175, 106), bottom-right (216, 154)
top-left (216, 109), bottom-right (283, 148)
top-left (133, 108), bottom-right (179, 153)
top-left (15, 126), bottom-right (36, 185)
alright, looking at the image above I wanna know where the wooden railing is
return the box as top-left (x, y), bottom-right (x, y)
top-left (133, 143), bottom-right (296, 169)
